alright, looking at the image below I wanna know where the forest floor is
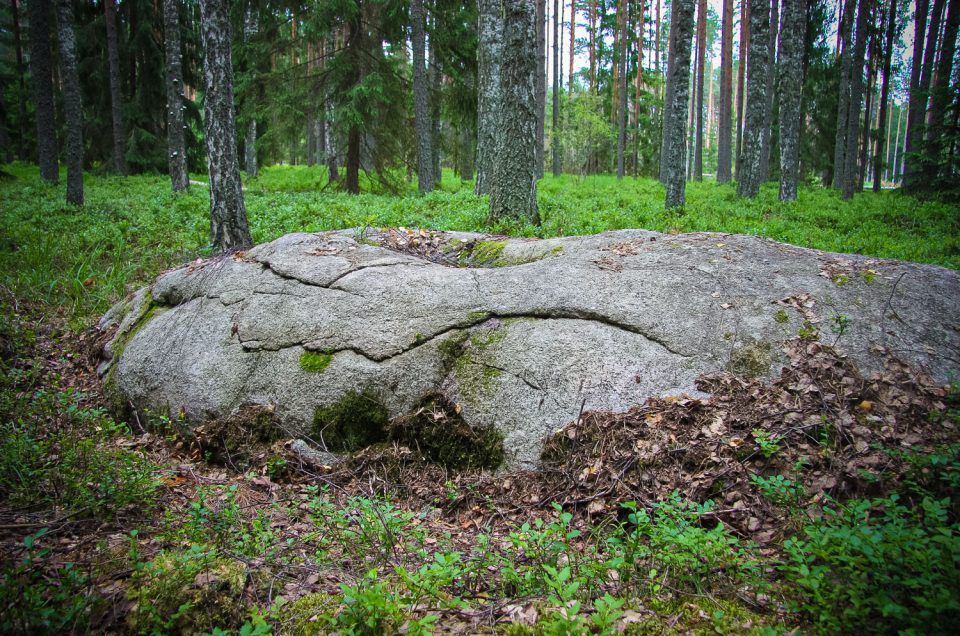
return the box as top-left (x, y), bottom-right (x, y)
top-left (1, 165), bottom-right (959, 634)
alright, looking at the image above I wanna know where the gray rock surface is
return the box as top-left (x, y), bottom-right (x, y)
top-left (99, 229), bottom-right (960, 469)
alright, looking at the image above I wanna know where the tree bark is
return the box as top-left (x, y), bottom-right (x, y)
top-left (56, 0), bottom-right (83, 205)
top-left (325, 36), bottom-right (339, 182)
top-left (536, 0), bottom-right (546, 178)
top-left (922, 0), bottom-right (960, 182)
top-left (736, 0), bottom-right (770, 198)
top-left (28, 0), bottom-right (57, 183)
top-left (694, 0), bottom-right (707, 180)
top-left (553, 0), bottom-right (561, 176)
top-left (430, 36), bottom-right (442, 187)
top-left (832, 0), bottom-right (855, 189)
top-left (11, 0), bottom-right (28, 159)
top-left (735, 0), bottom-right (749, 180)
top-left (903, 0), bottom-right (944, 189)
top-left (660, 0), bottom-right (681, 183)
top-left (569, 0), bottom-right (576, 93)
top-left (717, 0), bottom-right (733, 182)
top-left (872, 0), bottom-right (896, 192)
top-left (758, 0), bottom-right (778, 182)
top-left (412, 0), bottom-right (435, 193)
top-left (163, 0), bottom-right (189, 191)
top-left (589, 0), bottom-right (597, 93)
top-left (199, 0), bottom-right (252, 251)
top-left (475, 0), bottom-right (503, 195)
top-left (488, 0), bottom-right (540, 225)
top-left (104, 0), bottom-right (127, 175)
top-left (778, 0), bottom-right (804, 201)
top-left (616, 1), bottom-right (628, 179)
top-left (662, 0), bottom-right (695, 208)
top-left (841, 0), bottom-right (870, 200)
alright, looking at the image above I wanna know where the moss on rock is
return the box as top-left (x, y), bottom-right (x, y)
top-left (312, 391), bottom-right (390, 452)
top-left (299, 349), bottom-right (334, 373)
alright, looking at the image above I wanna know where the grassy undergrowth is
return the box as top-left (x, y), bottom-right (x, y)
top-left (1, 163), bottom-right (959, 633)
top-left (1, 162), bottom-right (957, 328)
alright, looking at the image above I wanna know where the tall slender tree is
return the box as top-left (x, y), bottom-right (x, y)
top-left (758, 0), bottom-right (778, 182)
top-left (569, 0), bottom-right (576, 93)
top-left (162, 0), bottom-right (188, 192)
top-left (553, 0), bottom-right (561, 176)
top-left (241, 6), bottom-right (258, 180)
top-left (488, 0), bottom-right (540, 225)
top-left (199, 0), bottom-right (252, 251)
top-left (56, 0), bottom-right (83, 205)
top-left (735, 0), bottom-right (749, 179)
top-left (841, 0), bottom-right (870, 199)
top-left (104, 0), bottom-right (127, 175)
top-left (28, 0), bottom-right (57, 183)
top-left (475, 0), bottom-right (504, 195)
top-left (778, 0), bottom-right (804, 201)
top-left (922, 0), bottom-right (960, 183)
top-left (10, 0), bottom-right (28, 159)
top-left (412, 0), bottom-right (435, 192)
top-left (662, 0), bottom-right (695, 207)
top-left (903, 0), bottom-right (944, 189)
top-left (717, 0), bottom-right (734, 182)
top-left (615, 0), bottom-right (628, 179)
top-left (832, 0), bottom-right (855, 188)
top-left (737, 0), bottom-right (770, 198)
top-left (872, 0), bottom-right (897, 191)
top-left (694, 0), bottom-right (707, 180)
top-left (536, 0), bottom-right (546, 178)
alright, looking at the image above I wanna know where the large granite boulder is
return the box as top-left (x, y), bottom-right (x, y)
top-left (98, 229), bottom-right (960, 469)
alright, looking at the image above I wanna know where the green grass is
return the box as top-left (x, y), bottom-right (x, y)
top-left (1, 162), bottom-right (957, 328)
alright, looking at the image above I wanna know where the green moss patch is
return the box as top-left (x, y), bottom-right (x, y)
top-left (390, 393), bottom-right (504, 470)
top-left (300, 349), bottom-right (334, 373)
top-left (728, 340), bottom-right (773, 378)
top-left (312, 391), bottom-right (390, 452)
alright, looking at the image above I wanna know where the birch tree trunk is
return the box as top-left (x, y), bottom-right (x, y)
top-left (717, 0), bottom-right (733, 182)
top-left (662, 0), bottom-right (695, 208)
top-left (778, 0), bottom-right (804, 201)
top-left (736, 0), bottom-right (770, 198)
top-left (488, 0), bottom-right (540, 225)
top-left (412, 0), bottom-right (435, 192)
top-left (199, 0), bottom-right (252, 251)
top-left (56, 0), bottom-right (83, 205)
top-left (475, 0), bottom-right (503, 195)
top-left (163, 0), bottom-right (189, 191)
top-left (28, 0), bottom-right (57, 183)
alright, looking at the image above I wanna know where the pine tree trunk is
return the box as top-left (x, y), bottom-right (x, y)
top-left (325, 37), bottom-right (338, 182)
top-left (663, 0), bottom-right (695, 208)
top-left (475, 0), bottom-right (503, 195)
top-left (694, 0), bottom-right (706, 180)
top-left (858, 58), bottom-right (875, 190)
top-left (28, 0), bottom-right (57, 183)
top-left (922, 0), bottom-right (960, 183)
top-left (832, 0), bottom-right (855, 189)
top-left (904, 0), bottom-right (944, 189)
top-left (717, 0), bottom-right (734, 182)
top-left (11, 0), bottom-right (28, 159)
top-left (104, 0), bottom-right (127, 175)
top-left (616, 4), bottom-right (628, 180)
top-left (488, 0), bottom-right (540, 225)
top-left (758, 0), bottom-right (778, 182)
top-left (660, 0), bottom-right (681, 183)
top-left (569, 0), bottom-right (576, 93)
top-left (412, 0), bottom-right (434, 193)
top-left (56, 0), bottom-right (83, 205)
top-left (735, 0), bottom-right (749, 180)
top-left (736, 0), bottom-right (770, 198)
top-left (199, 0), bottom-right (251, 251)
top-left (163, 0), bottom-right (189, 191)
top-left (778, 0), bottom-right (804, 201)
top-left (537, 0), bottom-right (547, 179)
top-left (553, 0), bottom-right (561, 176)
top-left (430, 35), bottom-right (442, 187)
top-left (841, 0), bottom-right (870, 200)
top-left (872, 0), bottom-right (896, 192)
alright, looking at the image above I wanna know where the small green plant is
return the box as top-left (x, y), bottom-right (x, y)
top-left (829, 313), bottom-right (851, 343)
top-left (751, 473), bottom-right (806, 507)
top-left (752, 428), bottom-right (782, 458)
top-left (773, 308), bottom-right (790, 324)
top-left (798, 320), bottom-right (819, 341)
